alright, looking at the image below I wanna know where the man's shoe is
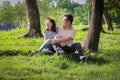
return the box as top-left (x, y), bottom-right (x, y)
top-left (79, 56), bottom-right (86, 61)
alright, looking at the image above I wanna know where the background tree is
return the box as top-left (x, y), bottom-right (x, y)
top-left (14, 1), bottom-right (26, 28)
top-left (24, 0), bottom-right (42, 37)
top-left (103, 7), bottom-right (113, 31)
top-left (83, 0), bottom-right (103, 52)
top-left (0, 1), bottom-right (16, 24)
top-left (105, 0), bottom-right (120, 13)
top-left (104, 0), bottom-right (120, 29)
top-left (56, 0), bottom-right (89, 25)
top-left (0, 1), bottom-right (26, 28)
top-left (37, 0), bottom-right (67, 26)
top-left (0, 0), bottom-right (119, 32)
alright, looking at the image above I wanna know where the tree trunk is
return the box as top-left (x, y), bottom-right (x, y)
top-left (101, 26), bottom-right (106, 33)
top-left (103, 7), bottom-right (113, 31)
top-left (83, 0), bottom-right (103, 52)
top-left (24, 0), bottom-right (42, 37)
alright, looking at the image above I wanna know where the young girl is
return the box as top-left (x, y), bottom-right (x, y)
top-left (33, 18), bottom-right (57, 53)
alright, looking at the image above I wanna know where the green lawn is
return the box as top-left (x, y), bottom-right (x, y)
top-left (0, 26), bottom-right (120, 80)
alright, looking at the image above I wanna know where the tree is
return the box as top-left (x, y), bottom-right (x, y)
top-left (57, 0), bottom-right (80, 14)
top-left (83, 0), bottom-right (103, 52)
top-left (104, 0), bottom-right (120, 16)
top-left (103, 7), bottom-right (113, 31)
top-left (104, 0), bottom-right (120, 30)
top-left (24, 0), bottom-right (42, 37)
top-left (14, 1), bottom-right (26, 28)
top-left (37, 0), bottom-right (66, 26)
top-left (100, 0), bottom-right (120, 32)
top-left (0, 1), bottom-right (16, 24)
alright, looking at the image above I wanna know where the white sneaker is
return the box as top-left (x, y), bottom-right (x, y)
top-left (79, 56), bottom-right (86, 61)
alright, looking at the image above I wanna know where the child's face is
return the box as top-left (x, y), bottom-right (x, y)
top-left (46, 20), bottom-right (52, 29)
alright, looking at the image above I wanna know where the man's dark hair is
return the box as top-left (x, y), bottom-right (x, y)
top-left (64, 14), bottom-right (73, 24)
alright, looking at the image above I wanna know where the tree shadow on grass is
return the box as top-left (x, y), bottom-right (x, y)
top-left (102, 31), bottom-right (120, 36)
top-left (63, 53), bottom-right (110, 65)
top-left (0, 50), bottom-right (34, 56)
top-left (0, 50), bottom-right (110, 65)
top-left (85, 56), bottom-right (110, 65)
top-left (0, 50), bottom-right (55, 56)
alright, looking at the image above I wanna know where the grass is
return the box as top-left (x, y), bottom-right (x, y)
top-left (0, 26), bottom-right (120, 80)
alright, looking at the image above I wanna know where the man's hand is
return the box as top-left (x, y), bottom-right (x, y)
top-left (51, 39), bottom-right (59, 44)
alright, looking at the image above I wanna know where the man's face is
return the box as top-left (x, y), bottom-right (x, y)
top-left (62, 17), bottom-right (70, 28)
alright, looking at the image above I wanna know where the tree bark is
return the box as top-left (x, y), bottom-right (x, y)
top-left (24, 0), bottom-right (42, 37)
top-left (83, 0), bottom-right (103, 52)
top-left (103, 7), bottom-right (113, 31)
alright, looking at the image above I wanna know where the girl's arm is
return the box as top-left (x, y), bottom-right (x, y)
top-left (43, 29), bottom-right (48, 41)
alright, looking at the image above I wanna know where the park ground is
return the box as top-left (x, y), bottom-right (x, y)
top-left (0, 25), bottom-right (120, 80)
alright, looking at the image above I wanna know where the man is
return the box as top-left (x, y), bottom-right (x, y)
top-left (51, 14), bottom-right (85, 61)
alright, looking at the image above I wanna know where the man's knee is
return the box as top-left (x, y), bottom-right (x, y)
top-left (74, 43), bottom-right (81, 47)
top-left (53, 43), bottom-right (61, 46)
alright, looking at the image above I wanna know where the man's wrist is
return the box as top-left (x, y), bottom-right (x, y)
top-left (57, 39), bottom-right (61, 43)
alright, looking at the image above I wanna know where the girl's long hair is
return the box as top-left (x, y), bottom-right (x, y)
top-left (47, 18), bottom-right (56, 33)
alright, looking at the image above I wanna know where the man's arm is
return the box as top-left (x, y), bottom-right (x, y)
top-left (51, 37), bottom-right (72, 44)
top-left (59, 37), bottom-right (72, 43)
